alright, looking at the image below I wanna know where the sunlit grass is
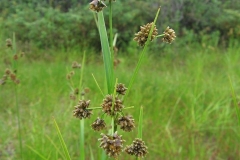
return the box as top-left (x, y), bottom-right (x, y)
top-left (0, 47), bottom-right (240, 159)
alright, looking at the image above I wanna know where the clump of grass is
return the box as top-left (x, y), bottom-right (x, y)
top-left (1, 33), bottom-right (25, 159)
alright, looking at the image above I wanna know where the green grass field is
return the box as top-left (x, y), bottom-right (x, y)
top-left (1, 46), bottom-right (240, 160)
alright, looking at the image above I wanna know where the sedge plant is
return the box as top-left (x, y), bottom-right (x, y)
top-left (1, 33), bottom-right (25, 159)
top-left (71, 0), bottom-right (176, 159)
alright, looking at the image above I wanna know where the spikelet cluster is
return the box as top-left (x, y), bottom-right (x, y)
top-left (117, 115), bottom-right (135, 132)
top-left (89, 0), bottom-right (107, 12)
top-left (125, 138), bottom-right (148, 157)
top-left (134, 22), bottom-right (158, 46)
top-left (162, 26), bottom-right (176, 43)
top-left (98, 132), bottom-right (125, 158)
top-left (73, 100), bottom-right (92, 119)
top-left (116, 83), bottom-right (127, 95)
top-left (91, 117), bottom-right (106, 131)
top-left (101, 95), bottom-right (124, 115)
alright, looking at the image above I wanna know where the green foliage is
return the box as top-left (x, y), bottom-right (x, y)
top-left (1, 0), bottom-right (240, 50)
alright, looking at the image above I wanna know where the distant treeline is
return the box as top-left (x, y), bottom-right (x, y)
top-left (1, 0), bottom-right (240, 50)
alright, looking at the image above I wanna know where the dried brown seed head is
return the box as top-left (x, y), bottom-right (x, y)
top-left (91, 117), bottom-right (106, 131)
top-left (72, 61), bottom-right (81, 69)
top-left (101, 95), bottom-right (124, 116)
top-left (116, 83), bottom-right (127, 95)
top-left (89, 0), bottom-right (107, 12)
top-left (73, 100), bottom-right (92, 119)
top-left (134, 22), bottom-right (158, 46)
top-left (74, 88), bottom-right (79, 95)
top-left (117, 115), bottom-right (135, 132)
top-left (13, 54), bottom-right (18, 60)
top-left (10, 73), bottom-right (16, 81)
top-left (6, 39), bottom-right (12, 48)
top-left (125, 138), bottom-right (148, 157)
top-left (5, 69), bottom-right (11, 75)
top-left (162, 26), bottom-right (176, 43)
top-left (98, 132), bottom-right (125, 158)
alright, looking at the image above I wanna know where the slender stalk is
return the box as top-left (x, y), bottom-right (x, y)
top-left (79, 51), bottom-right (86, 160)
top-left (80, 120), bottom-right (85, 160)
top-left (12, 32), bottom-right (23, 160)
top-left (109, 1), bottom-right (114, 70)
top-left (126, 8), bottom-right (161, 97)
top-left (228, 75), bottom-right (240, 126)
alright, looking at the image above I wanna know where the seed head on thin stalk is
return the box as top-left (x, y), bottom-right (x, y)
top-left (125, 138), bottom-right (148, 158)
top-left (98, 132), bottom-right (125, 158)
top-left (134, 22), bottom-right (158, 46)
top-left (89, 0), bottom-right (107, 12)
top-left (73, 100), bottom-right (92, 119)
top-left (101, 95), bottom-right (124, 116)
top-left (116, 83), bottom-right (127, 95)
top-left (6, 39), bottom-right (12, 48)
top-left (91, 117), bottom-right (106, 131)
top-left (117, 115), bottom-right (135, 132)
top-left (162, 26), bottom-right (176, 43)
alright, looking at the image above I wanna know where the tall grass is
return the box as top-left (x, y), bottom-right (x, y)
top-left (1, 46), bottom-right (239, 159)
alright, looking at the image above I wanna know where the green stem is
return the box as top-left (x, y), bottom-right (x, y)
top-left (12, 32), bottom-right (22, 159)
top-left (126, 8), bottom-right (161, 97)
top-left (156, 34), bottom-right (165, 38)
top-left (80, 120), bottom-right (85, 160)
top-left (88, 107), bottom-right (102, 110)
top-left (109, 1), bottom-right (114, 69)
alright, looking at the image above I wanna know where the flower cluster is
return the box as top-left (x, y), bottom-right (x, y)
top-left (134, 22), bottom-right (158, 46)
top-left (73, 100), bottom-right (92, 119)
top-left (98, 132), bottom-right (125, 158)
top-left (162, 26), bottom-right (176, 43)
top-left (125, 138), bottom-right (148, 157)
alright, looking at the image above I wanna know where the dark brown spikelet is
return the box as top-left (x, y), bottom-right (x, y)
top-left (13, 54), bottom-right (18, 60)
top-left (134, 22), bottom-right (158, 46)
top-left (91, 117), bottom-right (106, 131)
top-left (125, 138), bottom-right (148, 158)
top-left (10, 73), bottom-right (16, 81)
top-left (5, 69), bottom-right (11, 75)
top-left (116, 83), bottom-right (127, 95)
top-left (74, 88), bottom-right (79, 95)
top-left (101, 95), bottom-right (124, 116)
top-left (162, 26), bottom-right (176, 43)
top-left (117, 115), bottom-right (135, 132)
top-left (89, 0), bottom-right (107, 12)
top-left (6, 39), bottom-right (12, 48)
top-left (72, 61), bottom-right (81, 69)
top-left (73, 100), bottom-right (92, 119)
top-left (98, 132), bottom-right (125, 158)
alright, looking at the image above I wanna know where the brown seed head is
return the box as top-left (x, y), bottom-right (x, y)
top-left (134, 22), bottom-right (158, 46)
top-left (125, 138), bottom-right (148, 157)
top-left (73, 100), bottom-right (92, 119)
top-left (116, 83), bottom-right (127, 95)
top-left (101, 95), bottom-right (124, 116)
top-left (74, 88), bottom-right (79, 95)
top-left (10, 73), bottom-right (16, 81)
top-left (72, 61), bottom-right (81, 69)
top-left (70, 94), bottom-right (76, 101)
top-left (89, 0), bottom-right (107, 12)
top-left (91, 117), bottom-right (106, 131)
top-left (117, 115), bottom-right (135, 132)
top-left (6, 39), bottom-right (12, 48)
top-left (13, 54), bottom-right (18, 60)
top-left (5, 68), bottom-right (11, 75)
top-left (162, 26), bottom-right (176, 43)
top-left (98, 132), bottom-right (125, 158)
